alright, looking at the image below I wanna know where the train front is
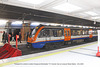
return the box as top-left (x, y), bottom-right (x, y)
top-left (27, 25), bottom-right (44, 49)
top-left (27, 26), bottom-right (38, 49)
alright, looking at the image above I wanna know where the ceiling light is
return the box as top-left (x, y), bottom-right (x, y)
top-left (91, 16), bottom-right (100, 19)
top-left (53, 3), bottom-right (82, 12)
top-left (85, 11), bottom-right (98, 16)
top-left (78, 26), bottom-right (82, 28)
top-left (0, 19), bottom-right (8, 25)
top-left (18, 0), bottom-right (46, 5)
top-left (49, 23), bottom-right (60, 26)
top-left (31, 22), bottom-right (41, 26)
top-left (12, 21), bottom-right (22, 25)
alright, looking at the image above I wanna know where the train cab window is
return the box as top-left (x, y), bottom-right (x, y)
top-left (38, 29), bottom-right (44, 38)
top-left (32, 28), bottom-right (36, 35)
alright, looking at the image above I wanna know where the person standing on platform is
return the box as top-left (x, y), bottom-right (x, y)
top-left (19, 32), bottom-right (22, 43)
top-left (11, 32), bottom-right (15, 41)
top-left (2, 31), bottom-right (5, 43)
top-left (5, 32), bottom-right (8, 43)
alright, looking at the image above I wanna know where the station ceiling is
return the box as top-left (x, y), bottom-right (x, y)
top-left (0, 0), bottom-right (100, 27)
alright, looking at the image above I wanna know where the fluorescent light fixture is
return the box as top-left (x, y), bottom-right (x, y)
top-left (90, 27), bottom-right (93, 28)
top-left (49, 23), bottom-right (59, 26)
top-left (64, 25), bottom-right (67, 27)
top-left (93, 27), bottom-right (95, 29)
top-left (0, 19), bottom-right (8, 25)
top-left (67, 25), bottom-right (71, 27)
top-left (31, 22), bottom-right (41, 26)
top-left (83, 26), bottom-right (86, 28)
top-left (61, 24), bottom-right (67, 27)
top-left (12, 21), bottom-right (22, 25)
top-left (85, 11), bottom-right (98, 16)
top-left (45, 23), bottom-right (50, 25)
top-left (73, 25), bottom-right (77, 27)
top-left (86, 26), bottom-right (88, 28)
top-left (91, 16), bottom-right (100, 19)
top-left (53, 3), bottom-right (82, 12)
top-left (78, 26), bottom-right (82, 28)
top-left (18, 0), bottom-right (46, 4)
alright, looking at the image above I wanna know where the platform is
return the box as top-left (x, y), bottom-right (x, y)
top-left (0, 41), bottom-right (100, 67)
top-left (0, 41), bottom-right (26, 46)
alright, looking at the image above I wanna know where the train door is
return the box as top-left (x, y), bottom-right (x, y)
top-left (89, 29), bottom-right (93, 38)
top-left (64, 28), bottom-right (71, 41)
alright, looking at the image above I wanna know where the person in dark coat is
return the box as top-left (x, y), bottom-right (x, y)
top-left (2, 31), bottom-right (5, 43)
top-left (5, 33), bottom-right (8, 43)
top-left (19, 32), bottom-right (22, 43)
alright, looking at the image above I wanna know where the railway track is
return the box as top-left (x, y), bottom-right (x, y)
top-left (17, 40), bottom-right (96, 56)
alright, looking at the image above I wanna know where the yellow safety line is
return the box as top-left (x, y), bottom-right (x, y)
top-left (0, 42), bottom-right (97, 67)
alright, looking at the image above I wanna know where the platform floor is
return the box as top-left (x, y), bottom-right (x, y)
top-left (0, 41), bottom-right (100, 67)
top-left (0, 41), bottom-right (26, 46)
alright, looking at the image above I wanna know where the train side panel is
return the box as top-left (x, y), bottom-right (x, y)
top-left (27, 26), bottom-right (98, 48)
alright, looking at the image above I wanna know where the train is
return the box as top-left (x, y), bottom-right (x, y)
top-left (27, 24), bottom-right (98, 49)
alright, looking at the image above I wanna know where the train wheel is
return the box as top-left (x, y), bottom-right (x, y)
top-left (45, 43), bottom-right (50, 50)
top-left (26, 44), bottom-right (33, 50)
top-left (71, 41), bottom-right (73, 44)
top-left (64, 41), bottom-right (68, 45)
top-left (26, 44), bottom-right (30, 49)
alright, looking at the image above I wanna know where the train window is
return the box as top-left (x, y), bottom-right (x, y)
top-left (57, 29), bottom-right (63, 37)
top-left (51, 29), bottom-right (64, 37)
top-left (77, 30), bottom-right (80, 35)
top-left (38, 29), bottom-right (50, 38)
top-left (80, 30), bottom-right (83, 35)
top-left (71, 30), bottom-right (76, 36)
top-left (82, 30), bottom-right (88, 35)
top-left (50, 29), bottom-right (53, 36)
top-left (68, 30), bottom-right (70, 36)
top-left (86, 30), bottom-right (88, 35)
top-left (65, 30), bottom-right (67, 36)
top-left (45, 29), bottom-right (50, 37)
top-left (89, 30), bottom-right (92, 35)
top-left (83, 30), bottom-right (85, 35)
top-left (93, 30), bottom-right (97, 34)
top-left (52, 29), bottom-right (57, 37)
top-left (95, 30), bottom-right (97, 34)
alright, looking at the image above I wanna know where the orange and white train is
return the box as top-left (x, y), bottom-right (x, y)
top-left (27, 25), bottom-right (97, 49)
